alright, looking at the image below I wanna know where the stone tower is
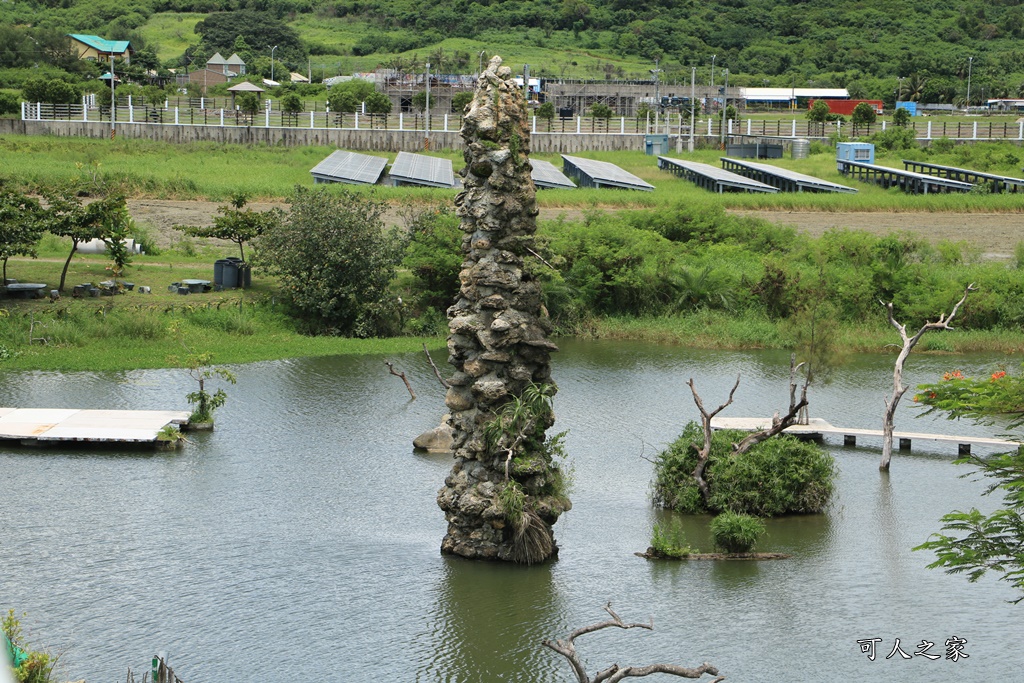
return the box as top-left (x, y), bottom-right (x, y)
top-left (436, 56), bottom-right (570, 564)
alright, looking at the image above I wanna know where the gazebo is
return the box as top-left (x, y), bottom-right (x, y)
top-left (227, 81), bottom-right (265, 109)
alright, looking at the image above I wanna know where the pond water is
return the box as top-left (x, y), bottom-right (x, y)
top-left (0, 340), bottom-right (1020, 682)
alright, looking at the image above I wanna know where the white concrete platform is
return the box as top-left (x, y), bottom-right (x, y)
top-left (711, 417), bottom-right (1020, 453)
top-left (0, 408), bottom-right (190, 444)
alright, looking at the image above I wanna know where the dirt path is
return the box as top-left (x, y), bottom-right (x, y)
top-left (128, 199), bottom-right (1022, 260)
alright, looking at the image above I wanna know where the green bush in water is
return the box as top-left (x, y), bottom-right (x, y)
top-left (710, 510), bottom-right (765, 554)
top-left (653, 421), bottom-right (836, 516)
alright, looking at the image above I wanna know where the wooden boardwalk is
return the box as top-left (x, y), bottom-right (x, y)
top-left (0, 408), bottom-right (190, 445)
top-left (711, 417), bottom-right (1020, 454)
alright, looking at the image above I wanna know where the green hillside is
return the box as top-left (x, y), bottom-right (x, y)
top-left (2, 0), bottom-right (1023, 103)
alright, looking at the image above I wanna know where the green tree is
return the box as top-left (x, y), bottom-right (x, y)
top-left (914, 366), bottom-right (1024, 602)
top-left (852, 102), bottom-right (877, 127)
top-left (537, 101), bottom-right (555, 121)
top-left (168, 344), bottom-right (236, 426)
top-left (281, 93), bottom-right (303, 114)
top-left (893, 107), bottom-right (912, 127)
top-left (327, 89), bottom-right (360, 113)
top-left (0, 189), bottom-right (44, 283)
top-left (254, 186), bottom-right (405, 337)
top-left (43, 191), bottom-right (121, 292)
top-left (452, 90), bottom-right (473, 113)
top-left (175, 192), bottom-right (283, 262)
top-left (193, 10), bottom-right (306, 67)
top-left (589, 102), bottom-right (613, 119)
top-left (807, 99), bottom-right (831, 122)
top-left (412, 90), bottom-right (428, 112)
top-left (236, 91), bottom-right (260, 115)
top-left (401, 206), bottom-right (462, 312)
top-left (363, 91), bottom-right (392, 114)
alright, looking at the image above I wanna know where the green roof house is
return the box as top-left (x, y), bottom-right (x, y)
top-left (68, 34), bottom-right (132, 63)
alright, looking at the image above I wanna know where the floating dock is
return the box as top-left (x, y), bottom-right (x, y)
top-left (0, 408), bottom-right (190, 445)
top-left (711, 417), bottom-right (1020, 455)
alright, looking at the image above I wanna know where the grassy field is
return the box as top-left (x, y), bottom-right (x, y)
top-left (5, 134), bottom-right (1024, 214)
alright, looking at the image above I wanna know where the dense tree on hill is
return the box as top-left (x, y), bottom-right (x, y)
top-left (8, 0), bottom-right (1024, 101)
top-left (194, 10), bottom-right (306, 68)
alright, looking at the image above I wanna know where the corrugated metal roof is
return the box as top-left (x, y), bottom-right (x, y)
top-left (207, 52), bottom-right (228, 65)
top-left (68, 34), bottom-right (131, 54)
top-left (225, 53), bottom-right (246, 65)
top-left (739, 87), bottom-right (849, 101)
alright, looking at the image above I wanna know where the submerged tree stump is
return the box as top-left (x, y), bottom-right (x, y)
top-left (436, 56), bottom-right (570, 564)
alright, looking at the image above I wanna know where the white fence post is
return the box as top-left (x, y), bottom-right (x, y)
top-left (220, 109), bottom-right (224, 127)
top-left (444, 113), bottom-right (449, 132)
top-left (531, 115), bottom-right (536, 134)
top-left (791, 119), bottom-right (796, 137)
top-left (621, 116), bottom-right (625, 134)
top-left (707, 118), bottom-right (712, 135)
top-left (265, 107), bottom-right (270, 127)
top-left (174, 107), bottom-right (179, 125)
top-left (354, 113), bottom-right (359, 129)
top-left (310, 111), bottom-right (314, 129)
top-left (399, 112), bottom-right (404, 131)
top-left (1019, 121), bottom-right (1023, 140)
top-left (129, 105), bottom-right (134, 124)
top-left (927, 120), bottom-right (932, 139)
top-left (881, 121), bottom-right (887, 131)
top-left (746, 119), bottom-right (751, 135)
top-left (972, 121), bottom-right (978, 139)
top-left (576, 116), bottom-right (580, 134)
top-left (20, 101), bottom-right (24, 121)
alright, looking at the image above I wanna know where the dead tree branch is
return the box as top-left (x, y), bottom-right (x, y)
top-left (384, 361), bottom-right (416, 400)
top-left (422, 343), bottom-right (450, 389)
top-left (687, 375), bottom-right (741, 505)
top-left (731, 353), bottom-right (808, 455)
top-left (542, 603), bottom-right (724, 683)
top-left (879, 283), bottom-right (976, 471)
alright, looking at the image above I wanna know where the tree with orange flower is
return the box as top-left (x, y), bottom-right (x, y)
top-left (914, 365), bottom-right (1024, 602)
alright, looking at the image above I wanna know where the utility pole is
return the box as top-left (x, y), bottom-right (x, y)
top-left (110, 57), bottom-right (116, 139)
top-left (271, 45), bottom-right (278, 83)
top-left (425, 61), bottom-right (431, 150)
top-left (523, 64), bottom-right (530, 104)
top-left (650, 57), bottom-right (661, 122)
top-left (966, 56), bottom-right (974, 112)
top-left (688, 66), bottom-right (695, 152)
top-left (719, 68), bottom-right (729, 148)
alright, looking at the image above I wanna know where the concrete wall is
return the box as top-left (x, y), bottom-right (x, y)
top-left (0, 118), bottom-right (651, 153)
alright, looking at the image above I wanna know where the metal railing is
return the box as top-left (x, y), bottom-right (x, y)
top-left (21, 103), bottom-right (1024, 142)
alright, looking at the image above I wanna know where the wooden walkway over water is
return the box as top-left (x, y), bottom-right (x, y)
top-left (0, 408), bottom-right (190, 445)
top-left (711, 417), bottom-right (1020, 454)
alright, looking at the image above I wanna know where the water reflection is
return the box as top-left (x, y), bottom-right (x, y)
top-left (421, 559), bottom-right (562, 682)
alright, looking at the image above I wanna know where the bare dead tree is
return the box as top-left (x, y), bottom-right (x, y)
top-left (687, 375), bottom-right (740, 505)
top-left (384, 361), bottom-right (416, 400)
top-left (879, 283), bottom-right (976, 471)
top-left (422, 343), bottom-right (450, 389)
top-left (543, 603), bottom-right (724, 683)
top-left (731, 353), bottom-right (808, 455)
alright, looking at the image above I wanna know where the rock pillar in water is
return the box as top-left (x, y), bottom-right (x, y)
top-left (436, 56), bottom-right (570, 564)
